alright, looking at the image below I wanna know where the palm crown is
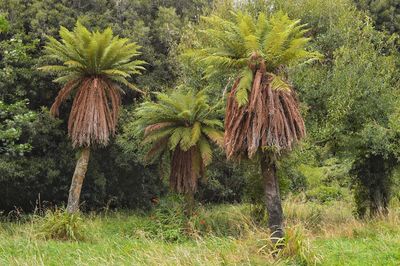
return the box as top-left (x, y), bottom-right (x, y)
top-left (40, 22), bottom-right (146, 147)
top-left (187, 11), bottom-right (321, 159)
top-left (40, 21), bottom-right (145, 89)
top-left (135, 90), bottom-right (224, 193)
top-left (188, 11), bottom-right (321, 106)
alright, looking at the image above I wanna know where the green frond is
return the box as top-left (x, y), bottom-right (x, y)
top-left (53, 74), bottom-right (81, 84)
top-left (236, 67), bottom-right (254, 106)
top-left (169, 127), bottom-right (185, 151)
top-left (179, 127), bottom-right (193, 151)
top-left (202, 126), bottom-right (224, 147)
top-left (270, 74), bottom-right (291, 92)
top-left (198, 136), bottom-right (212, 166)
top-left (202, 119), bottom-right (223, 128)
top-left (190, 122), bottom-right (202, 146)
top-left (38, 65), bottom-right (69, 72)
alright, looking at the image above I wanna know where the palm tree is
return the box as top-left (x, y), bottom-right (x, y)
top-left (134, 90), bottom-right (224, 214)
top-left (187, 11), bottom-right (321, 240)
top-left (39, 22), bottom-right (145, 213)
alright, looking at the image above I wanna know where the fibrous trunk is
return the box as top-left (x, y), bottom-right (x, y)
top-left (261, 153), bottom-right (284, 243)
top-left (66, 147), bottom-right (90, 213)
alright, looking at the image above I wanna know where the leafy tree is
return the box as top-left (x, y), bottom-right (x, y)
top-left (186, 11), bottom-right (321, 240)
top-left (134, 90), bottom-right (224, 214)
top-left (276, 0), bottom-right (400, 217)
top-left (0, 100), bottom-right (36, 156)
top-left (39, 22), bottom-right (145, 213)
top-left (355, 0), bottom-right (400, 34)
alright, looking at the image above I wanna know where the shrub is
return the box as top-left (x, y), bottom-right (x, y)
top-left (306, 185), bottom-right (343, 203)
top-left (35, 208), bottom-right (86, 241)
top-left (140, 194), bottom-right (188, 242)
top-left (189, 204), bottom-right (254, 238)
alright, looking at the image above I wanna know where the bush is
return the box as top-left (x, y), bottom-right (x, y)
top-left (35, 208), bottom-right (87, 241)
top-left (138, 194), bottom-right (188, 242)
top-left (189, 204), bottom-right (254, 238)
top-left (197, 152), bottom-right (246, 204)
top-left (306, 185), bottom-right (343, 203)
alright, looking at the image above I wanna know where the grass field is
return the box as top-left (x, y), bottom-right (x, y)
top-left (0, 197), bottom-right (399, 265)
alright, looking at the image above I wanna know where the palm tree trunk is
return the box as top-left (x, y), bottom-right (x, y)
top-left (261, 153), bottom-right (284, 243)
top-left (66, 147), bottom-right (90, 213)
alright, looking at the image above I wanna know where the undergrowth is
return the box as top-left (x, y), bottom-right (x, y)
top-left (34, 208), bottom-right (87, 241)
top-left (1, 196), bottom-right (399, 265)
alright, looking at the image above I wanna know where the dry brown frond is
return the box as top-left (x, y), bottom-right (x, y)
top-left (170, 147), bottom-right (204, 194)
top-left (224, 70), bottom-right (306, 160)
top-left (50, 79), bottom-right (81, 117)
top-left (144, 122), bottom-right (175, 138)
top-left (51, 76), bottom-right (122, 148)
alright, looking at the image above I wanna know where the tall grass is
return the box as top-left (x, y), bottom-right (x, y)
top-left (1, 197), bottom-right (399, 265)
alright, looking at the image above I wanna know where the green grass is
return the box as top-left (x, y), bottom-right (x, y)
top-left (0, 199), bottom-right (399, 265)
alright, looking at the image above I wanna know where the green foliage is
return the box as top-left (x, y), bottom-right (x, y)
top-left (0, 35), bottom-right (40, 104)
top-left (355, 0), bottom-right (400, 34)
top-left (0, 108), bottom-right (163, 212)
top-left (153, 7), bottom-right (183, 48)
top-left (35, 208), bottom-right (87, 241)
top-left (197, 151), bottom-right (247, 204)
top-left (271, 0), bottom-right (400, 216)
top-left (139, 194), bottom-right (188, 242)
top-left (306, 185), bottom-right (344, 203)
top-left (0, 109), bottom-right (73, 212)
top-left (0, 100), bottom-right (37, 156)
top-left (0, 14), bottom-right (9, 33)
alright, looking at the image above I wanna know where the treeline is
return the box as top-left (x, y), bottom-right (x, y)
top-left (1, 0), bottom-right (399, 218)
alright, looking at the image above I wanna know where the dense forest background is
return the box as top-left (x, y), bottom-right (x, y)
top-left (1, 0), bottom-right (400, 216)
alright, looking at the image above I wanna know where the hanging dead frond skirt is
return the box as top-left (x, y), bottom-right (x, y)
top-left (50, 77), bottom-right (121, 147)
top-left (224, 70), bottom-right (306, 160)
top-left (170, 147), bottom-right (204, 194)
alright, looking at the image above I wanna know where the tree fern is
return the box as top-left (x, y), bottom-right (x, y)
top-left (40, 21), bottom-right (146, 147)
top-left (134, 90), bottom-right (223, 194)
top-left (38, 22), bottom-right (146, 213)
top-left (186, 9), bottom-right (322, 242)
